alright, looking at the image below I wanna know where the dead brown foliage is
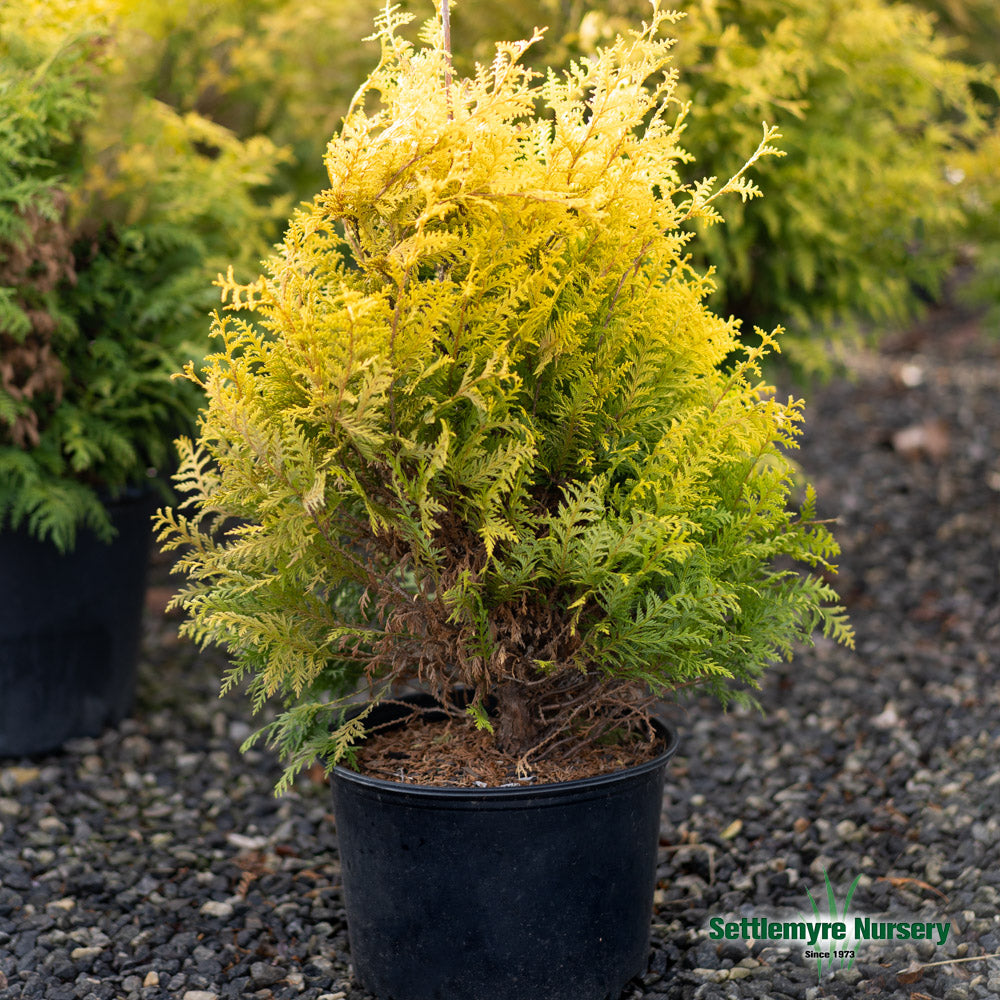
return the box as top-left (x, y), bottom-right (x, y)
top-left (0, 190), bottom-right (76, 447)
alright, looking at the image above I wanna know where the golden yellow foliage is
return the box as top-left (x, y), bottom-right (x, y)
top-left (157, 4), bottom-right (852, 790)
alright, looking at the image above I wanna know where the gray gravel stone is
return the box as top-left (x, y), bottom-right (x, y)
top-left (250, 961), bottom-right (287, 987)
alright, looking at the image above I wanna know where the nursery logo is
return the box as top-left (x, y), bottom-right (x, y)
top-left (707, 871), bottom-right (951, 982)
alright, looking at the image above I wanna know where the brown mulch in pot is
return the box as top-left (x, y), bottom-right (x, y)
top-left (349, 712), bottom-right (666, 788)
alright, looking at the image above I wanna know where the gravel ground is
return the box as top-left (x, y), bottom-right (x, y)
top-left (1, 301), bottom-right (998, 1000)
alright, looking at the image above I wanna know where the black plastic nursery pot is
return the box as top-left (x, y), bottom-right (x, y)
top-left (330, 695), bottom-right (679, 1000)
top-left (0, 492), bottom-right (154, 756)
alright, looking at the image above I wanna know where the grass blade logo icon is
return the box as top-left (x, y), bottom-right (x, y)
top-left (806, 870), bottom-right (862, 981)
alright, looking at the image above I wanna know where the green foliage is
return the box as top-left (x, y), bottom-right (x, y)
top-left (954, 123), bottom-right (1000, 332)
top-left (44, 0), bottom-right (387, 203)
top-left (0, 4), bottom-right (288, 551)
top-left (158, 4), bottom-right (853, 790)
top-left (914, 0), bottom-right (1000, 332)
top-left (912, 0), bottom-right (1000, 67)
top-left (662, 0), bottom-right (996, 366)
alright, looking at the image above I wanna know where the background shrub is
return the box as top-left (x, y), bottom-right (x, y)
top-left (0, 3), bottom-right (288, 549)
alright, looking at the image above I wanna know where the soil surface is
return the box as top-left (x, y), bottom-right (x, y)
top-left (351, 709), bottom-right (665, 786)
top-left (1, 296), bottom-right (998, 1000)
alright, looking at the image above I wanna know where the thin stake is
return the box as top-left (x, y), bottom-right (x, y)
top-left (441, 0), bottom-right (453, 118)
top-left (904, 951), bottom-right (1000, 972)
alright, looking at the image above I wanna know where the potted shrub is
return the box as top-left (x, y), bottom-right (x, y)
top-left (157, 5), bottom-right (854, 998)
top-left (0, 7), bottom-right (285, 755)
